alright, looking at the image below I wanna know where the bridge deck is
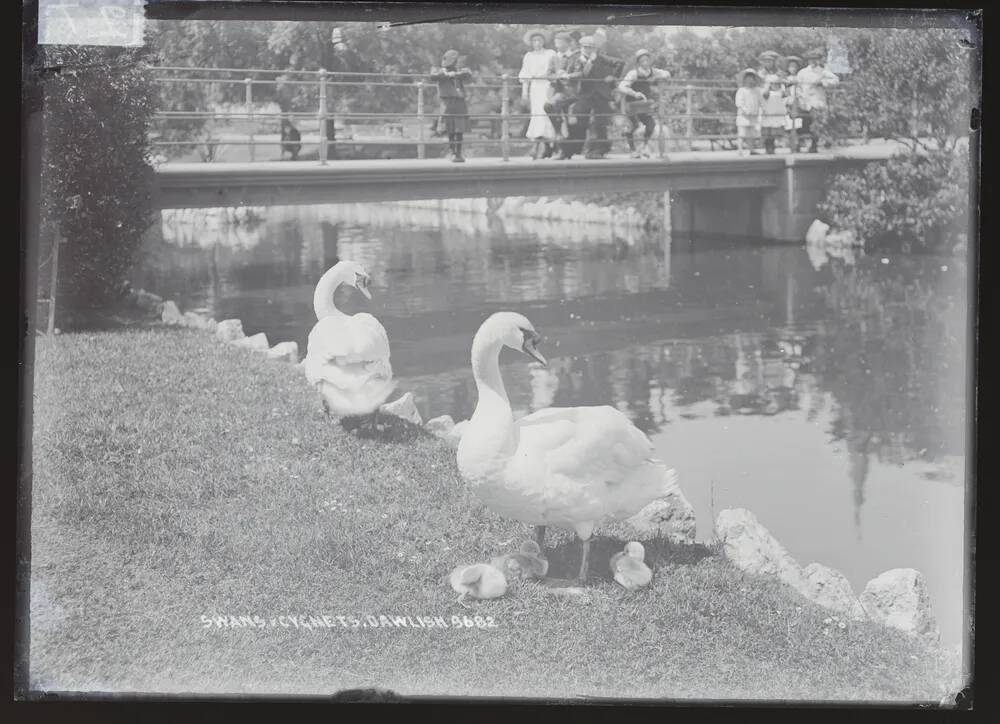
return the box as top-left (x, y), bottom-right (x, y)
top-left (153, 141), bottom-right (901, 209)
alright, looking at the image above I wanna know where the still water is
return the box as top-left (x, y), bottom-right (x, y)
top-left (136, 200), bottom-right (969, 648)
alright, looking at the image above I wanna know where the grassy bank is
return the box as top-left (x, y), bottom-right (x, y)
top-left (28, 327), bottom-right (960, 700)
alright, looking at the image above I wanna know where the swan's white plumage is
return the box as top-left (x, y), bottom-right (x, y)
top-left (303, 261), bottom-right (395, 417)
top-left (457, 312), bottom-right (680, 540)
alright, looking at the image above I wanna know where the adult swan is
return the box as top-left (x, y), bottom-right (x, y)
top-left (303, 260), bottom-right (396, 430)
top-left (456, 312), bottom-right (680, 585)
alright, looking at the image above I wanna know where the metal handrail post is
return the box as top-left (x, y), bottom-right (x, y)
top-left (685, 84), bottom-right (694, 151)
top-left (318, 68), bottom-right (328, 165)
top-left (416, 81), bottom-right (426, 159)
top-left (657, 83), bottom-right (667, 158)
top-left (501, 74), bottom-right (511, 162)
top-left (245, 77), bottom-right (255, 161)
top-left (789, 82), bottom-right (799, 153)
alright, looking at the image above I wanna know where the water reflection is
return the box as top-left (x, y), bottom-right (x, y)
top-left (137, 200), bottom-right (968, 648)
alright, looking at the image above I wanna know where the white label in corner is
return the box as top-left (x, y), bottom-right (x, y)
top-left (39, 0), bottom-right (146, 47)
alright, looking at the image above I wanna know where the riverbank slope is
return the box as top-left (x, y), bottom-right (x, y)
top-left (28, 328), bottom-right (960, 699)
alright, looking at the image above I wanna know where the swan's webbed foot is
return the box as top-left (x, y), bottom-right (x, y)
top-left (317, 385), bottom-right (331, 417)
top-left (361, 410), bottom-right (385, 435)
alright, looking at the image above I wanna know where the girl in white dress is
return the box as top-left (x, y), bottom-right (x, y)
top-left (518, 28), bottom-right (557, 159)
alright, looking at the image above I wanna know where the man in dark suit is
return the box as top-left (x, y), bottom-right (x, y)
top-left (553, 35), bottom-right (623, 159)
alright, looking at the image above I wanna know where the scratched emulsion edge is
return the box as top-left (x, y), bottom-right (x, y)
top-left (18, 1), bottom-right (980, 706)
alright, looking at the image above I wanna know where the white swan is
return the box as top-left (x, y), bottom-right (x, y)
top-left (303, 261), bottom-right (396, 426)
top-left (456, 312), bottom-right (681, 585)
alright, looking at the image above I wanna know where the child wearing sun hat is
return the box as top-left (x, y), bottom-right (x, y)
top-left (734, 68), bottom-right (763, 156)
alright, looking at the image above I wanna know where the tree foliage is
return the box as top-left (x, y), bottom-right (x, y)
top-left (834, 27), bottom-right (975, 151)
top-left (818, 145), bottom-right (971, 251)
top-left (40, 46), bottom-right (157, 317)
top-left (816, 27), bottom-right (975, 250)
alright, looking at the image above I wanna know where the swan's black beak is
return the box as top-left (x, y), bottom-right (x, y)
top-left (522, 331), bottom-right (547, 367)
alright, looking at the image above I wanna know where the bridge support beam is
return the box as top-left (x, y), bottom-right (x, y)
top-left (760, 156), bottom-right (873, 242)
top-left (760, 157), bottom-right (830, 241)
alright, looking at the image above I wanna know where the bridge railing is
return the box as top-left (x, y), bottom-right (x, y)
top-left (149, 65), bottom-right (868, 163)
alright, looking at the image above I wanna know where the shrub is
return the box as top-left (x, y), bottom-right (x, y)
top-left (40, 46), bottom-right (158, 321)
top-left (817, 146), bottom-right (971, 251)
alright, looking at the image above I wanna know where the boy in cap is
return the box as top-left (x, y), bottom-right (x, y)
top-left (794, 48), bottom-right (840, 152)
top-left (545, 29), bottom-right (580, 152)
top-left (618, 48), bottom-right (671, 158)
top-left (756, 50), bottom-right (783, 81)
top-left (430, 49), bottom-right (473, 162)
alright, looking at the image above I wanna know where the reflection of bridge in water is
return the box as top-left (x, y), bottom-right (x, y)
top-left (153, 142), bottom-right (903, 242)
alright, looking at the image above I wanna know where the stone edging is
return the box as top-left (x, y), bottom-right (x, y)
top-left (714, 507), bottom-right (941, 643)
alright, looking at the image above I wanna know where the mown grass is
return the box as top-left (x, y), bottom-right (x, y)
top-left (28, 327), bottom-right (962, 700)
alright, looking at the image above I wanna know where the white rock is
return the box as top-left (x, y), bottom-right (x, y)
top-left (233, 332), bottom-right (269, 352)
top-left (425, 415), bottom-right (456, 438)
top-left (802, 562), bottom-right (868, 620)
top-left (265, 341), bottom-right (299, 364)
top-left (625, 490), bottom-right (697, 545)
top-left (860, 568), bottom-right (940, 641)
top-left (805, 219), bottom-right (830, 244)
top-left (380, 392), bottom-right (422, 426)
top-left (715, 508), bottom-right (811, 596)
top-left (160, 301), bottom-right (184, 326)
top-left (215, 319), bottom-right (245, 342)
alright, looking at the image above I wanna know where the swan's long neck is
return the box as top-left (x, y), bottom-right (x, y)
top-left (470, 334), bottom-right (512, 425)
top-left (313, 265), bottom-right (351, 320)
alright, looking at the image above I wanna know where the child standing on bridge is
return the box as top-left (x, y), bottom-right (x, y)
top-left (734, 68), bottom-right (763, 156)
top-left (618, 49), bottom-right (671, 158)
top-left (430, 49), bottom-right (472, 163)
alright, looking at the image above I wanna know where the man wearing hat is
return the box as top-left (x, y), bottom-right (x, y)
top-left (552, 34), bottom-right (623, 159)
top-left (618, 48), bottom-right (671, 158)
top-left (544, 30), bottom-right (580, 153)
top-left (794, 48), bottom-right (840, 152)
top-left (429, 49), bottom-right (473, 162)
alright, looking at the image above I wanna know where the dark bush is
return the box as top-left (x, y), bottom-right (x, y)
top-left (817, 146), bottom-right (971, 251)
top-left (40, 46), bottom-right (157, 322)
